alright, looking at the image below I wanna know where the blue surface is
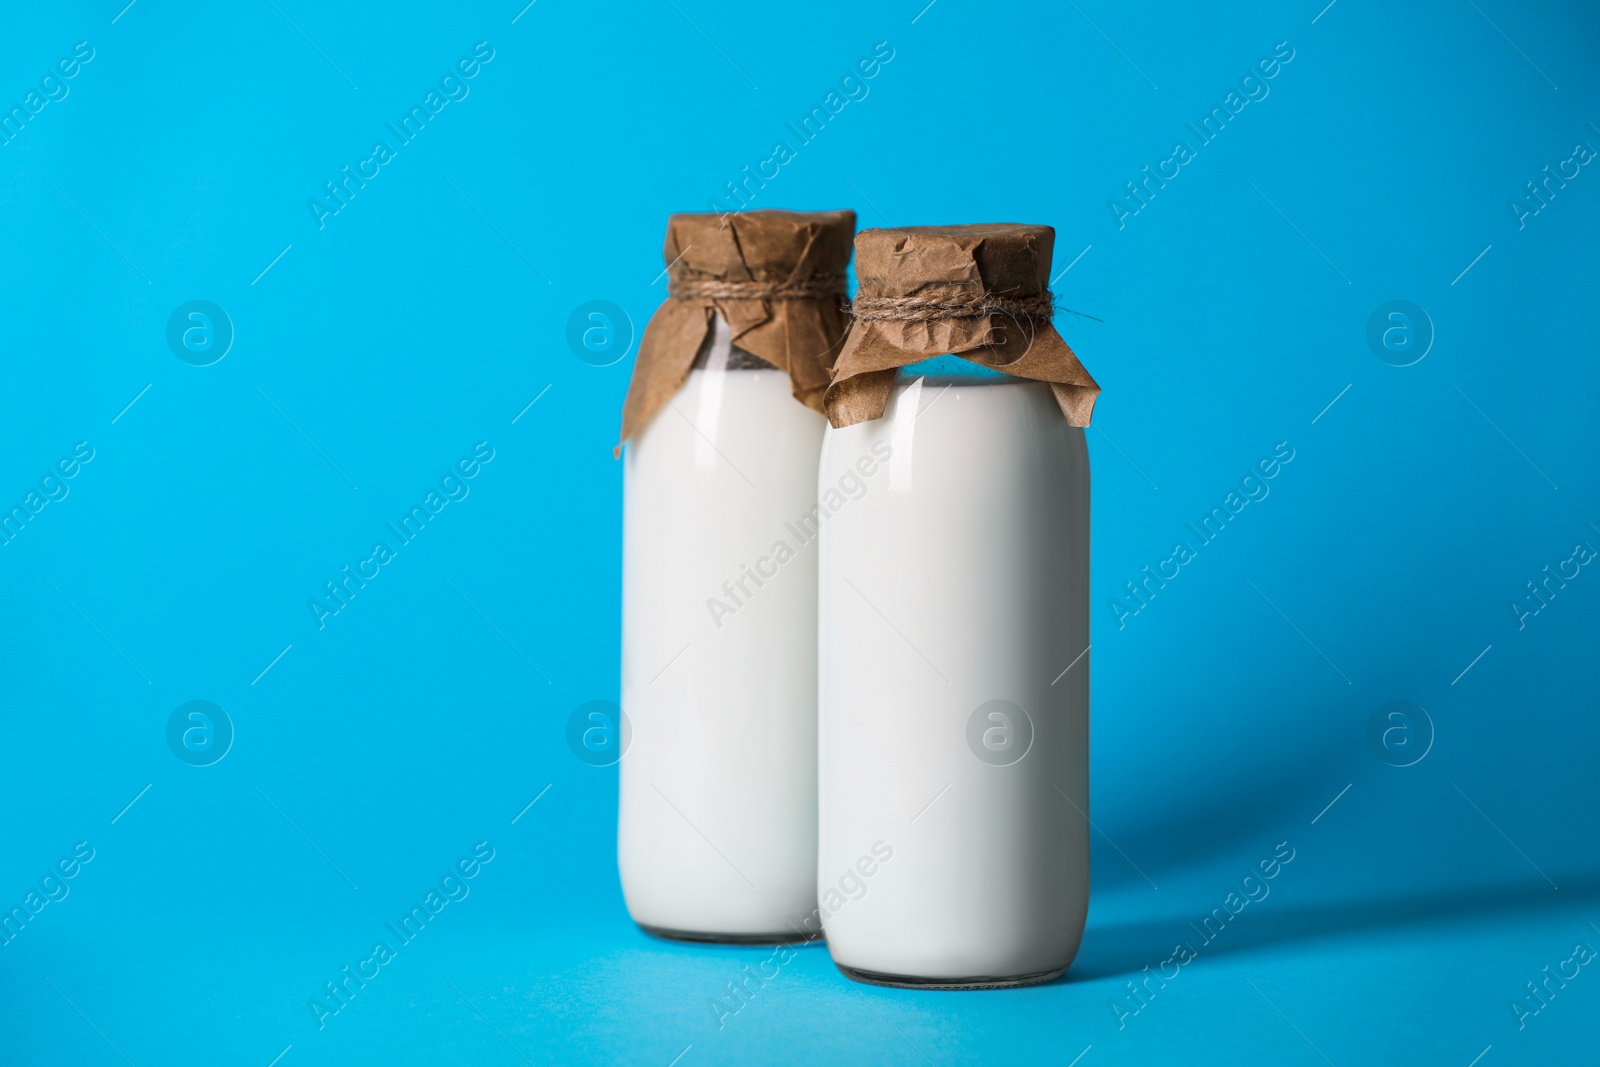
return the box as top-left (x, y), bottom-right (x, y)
top-left (2, 1), bottom-right (1597, 1064)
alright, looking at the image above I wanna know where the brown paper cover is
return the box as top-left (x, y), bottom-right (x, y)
top-left (616, 210), bottom-right (855, 454)
top-left (823, 224), bottom-right (1100, 429)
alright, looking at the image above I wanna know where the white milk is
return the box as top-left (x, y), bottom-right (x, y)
top-left (818, 371), bottom-right (1091, 985)
top-left (619, 317), bottom-right (824, 940)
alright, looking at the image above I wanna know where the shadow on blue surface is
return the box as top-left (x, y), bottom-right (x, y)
top-left (1070, 876), bottom-right (1597, 983)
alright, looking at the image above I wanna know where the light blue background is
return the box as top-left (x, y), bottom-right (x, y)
top-left (2, 1), bottom-right (1597, 1064)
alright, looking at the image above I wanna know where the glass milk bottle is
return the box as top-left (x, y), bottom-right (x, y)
top-left (617, 209), bottom-right (855, 941)
top-left (817, 224), bottom-right (1101, 986)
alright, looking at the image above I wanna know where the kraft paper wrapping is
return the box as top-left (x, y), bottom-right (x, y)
top-left (615, 210), bottom-right (856, 455)
top-left (823, 224), bottom-right (1101, 429)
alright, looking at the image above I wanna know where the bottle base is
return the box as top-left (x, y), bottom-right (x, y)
top-left (637, 921), bottom-right (817, 947)
top-left (835, 962), bottom-right (1066, 991)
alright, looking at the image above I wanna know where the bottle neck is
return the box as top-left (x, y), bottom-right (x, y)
top-left (692, 312), bottom-right (773, 371)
